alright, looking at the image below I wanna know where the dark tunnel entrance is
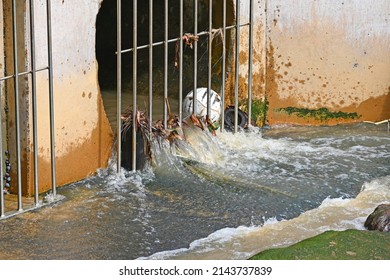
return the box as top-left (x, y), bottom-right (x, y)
top-left (96, 0), bottom-right (234, 124)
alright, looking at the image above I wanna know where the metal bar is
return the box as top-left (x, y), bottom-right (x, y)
top-left (11, 0), bottom-right (23, 211)
top-left (247, 0), bottom-right (254, 126)
top-left (0, 67), bottom-right (49, 82)
top-left (116, 0), bottom-right (122, 173)
top-left (46, 0), bottom-right (56, 196)
top-left (234, 0), bottom-right (240, 133)
top-left (220, 0), bottom-right (227, 132)
top-left (193, 0), bottom-right (198, 116)
top-left (262, 0), bottom-right (268, 126)
top-left (163, 0), bottom-right (168, 128)
top-left (148, 0), bottom-right (153, 131)
top-left (29, 0), bottom-right (39, 205)
top-left (0, 81), bottom-right (4, 217)
top-left (178, 0), bottom-right (183, 124)
top-left (207, 0), bottom-right (212, 119)
top-left (132, 0), bottom-right (137, 171)
top-left (117, 24), bottom-right (249, 54)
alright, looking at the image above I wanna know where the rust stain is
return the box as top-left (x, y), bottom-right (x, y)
top-left (264, 41), bottom-right (390, 126)
top-left (266, 42), bottom-right (278, 100)
top-left (252, 71), bottom-right (265, 100)
top-left (239, 51), bottom-right (248, 65)
top-left (266, 42), bottom-right (304, 124)
top-left (23, 93), bottom-right (113, 196)
top-left (344, 91), bottom-right (390, 122)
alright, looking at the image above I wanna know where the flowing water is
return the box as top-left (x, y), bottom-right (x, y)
top-left (0, 112), bottom-right (389, 259)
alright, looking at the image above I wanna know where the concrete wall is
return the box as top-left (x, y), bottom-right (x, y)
top-left (2, 0), bottom-right (32, 195)
top-left (3, 0), bottom-right (113, 196)
top-left (226, 0), bottom-right (268, 126)
top-left (264, 0), bottom-right (390, 125)
top-left (0, 0), bottom-right (3, 79)
top-left (28, 0), bottom-right (113, 194)
top-left (0, 1), bottom-right (5, 146)
top-left (230, 0), bottom-right (390, 125)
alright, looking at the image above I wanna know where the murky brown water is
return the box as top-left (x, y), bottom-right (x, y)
top-left (0, 117), bottom-right (389, 259)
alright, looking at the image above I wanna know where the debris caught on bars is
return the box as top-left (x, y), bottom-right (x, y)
top-left (175, 33), bottom-right (199, 68)
top-left (175, 29), bottom-right (224, 68)
top-left (120, 108), bottom-right (221, 170)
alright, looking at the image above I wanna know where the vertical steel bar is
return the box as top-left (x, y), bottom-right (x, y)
top-left (0, 82), bottom-right (4, 217)
top-left (234, 0), bottom-right (240, 133)
top-left (148, 0), bottom-right (153, 131)
top-left (247, 0), bottom-right (254, 126)
top-left (178, 0), bottom-right (183, 124)
top-left (11, 0), bottom-right (23, 211)
top-left (207, 0), bottom-right (212, 119)
top-left (163, 0), bottom-right (168, 128)
top-left (220, 0), bottom-right (226, 132)
top-left (46, 0), bottom-right (56, 196)
top-left (132, 0), bottom-right (137, 171)
top-left (116, 0), bottom-right (122, 173)
top-left (29, 0), bottom-right (39, 205)
top-left (263, 0), bottom-right (268, 126)
top-left (193, 0), bottom-right (198, 116)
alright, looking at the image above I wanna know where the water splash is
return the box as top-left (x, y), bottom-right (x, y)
top-left (142, 175), bottom-right (390, 260)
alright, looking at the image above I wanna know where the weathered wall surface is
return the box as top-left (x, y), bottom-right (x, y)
top-left (228, 0), bottom-right (390, 125)
top-left (264, 0), bottom-right (390, 125)
top-left (224, 0), bottom-right (267, 126)
top-left (4, 0), bottom-right (113, 195)
top-left (2, 0), bottom-right (32, 195)
top-left (27, 0), bottom-right (113, 194)
top-left (0, 1), bottom-right (5, 143)
top-left (0, 1), bottom-right (3, 78)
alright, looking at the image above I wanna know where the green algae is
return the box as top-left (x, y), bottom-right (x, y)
top-left (250, 229), bottom-right (390, 260)
top-left (276, 107), bottom-right (361, 122)
top-left (240, 98), bottom-right (269, 126)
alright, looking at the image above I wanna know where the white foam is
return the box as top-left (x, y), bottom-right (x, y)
top-left (140, 175), bottom-right (390, 260)
top-left (360, 175), bottom-right (390, 192)
top-left (139, 226), bottom-right (259, 260)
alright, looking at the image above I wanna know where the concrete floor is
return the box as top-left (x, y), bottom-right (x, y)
top-left (1, 193), bottom-right (40, 220)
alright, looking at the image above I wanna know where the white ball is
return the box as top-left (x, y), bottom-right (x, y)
top-left (182, 88), bottom-right (221, 123)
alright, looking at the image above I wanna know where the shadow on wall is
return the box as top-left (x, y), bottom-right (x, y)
top-left (95, 0), bottom-right (234, 98)
top-left (96, 0), bottom-right (209, 94)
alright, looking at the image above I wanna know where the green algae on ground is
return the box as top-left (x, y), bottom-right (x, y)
top-left (275, 107), bottom-right (361, 122)
top-left (250, 229), bottom-right (390, 260)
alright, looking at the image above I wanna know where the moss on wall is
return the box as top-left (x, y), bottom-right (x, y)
top-left (275, 107), bottom-right (361, 123)
top-left (240, 98), bottom-right (269, 127)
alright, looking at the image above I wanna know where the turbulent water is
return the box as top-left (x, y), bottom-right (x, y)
top-left (0, 121), bottom-right (389, 260)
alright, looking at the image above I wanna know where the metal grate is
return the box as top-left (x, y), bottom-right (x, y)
top-left (116, 0), bottom-right (255, 172)
top-left (0, 0), bottom-right (56, 219)
top-left (1, 0), bottom-right (257, 217)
